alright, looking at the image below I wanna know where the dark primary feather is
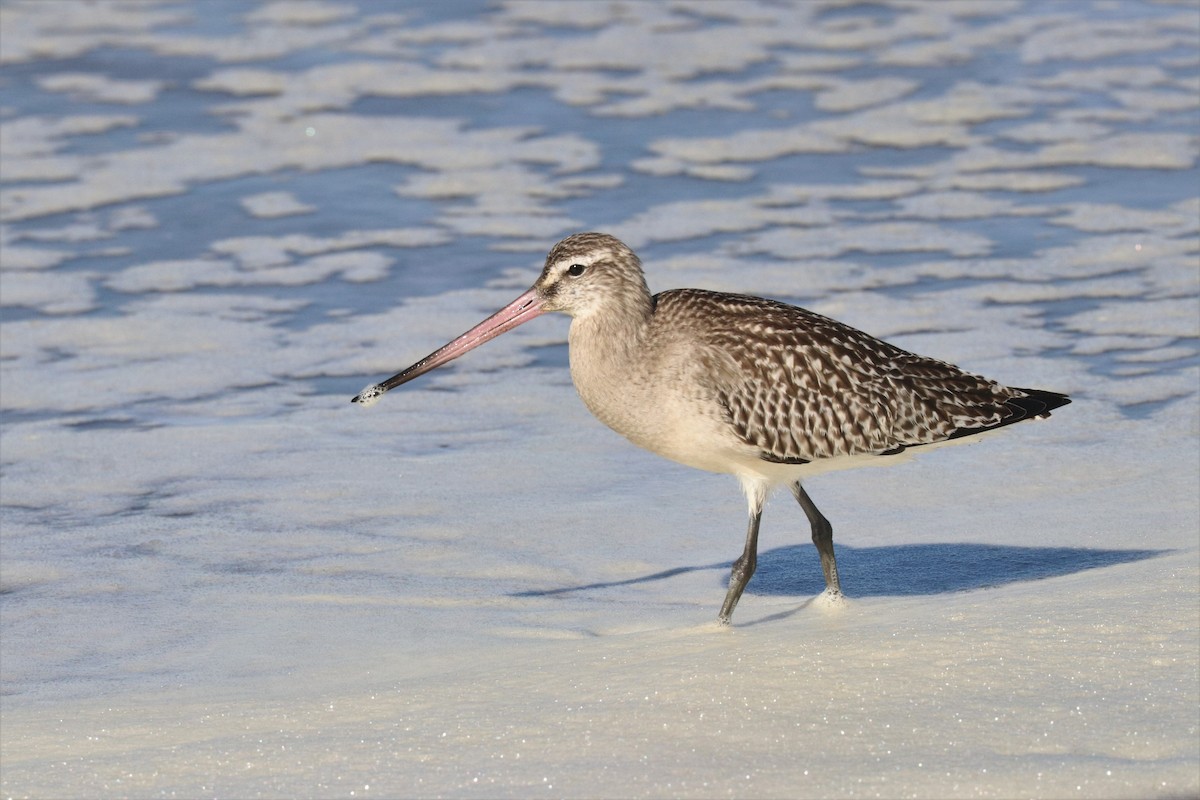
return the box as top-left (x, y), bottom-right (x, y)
top-left (650, 289), bottom-right (1069, 465)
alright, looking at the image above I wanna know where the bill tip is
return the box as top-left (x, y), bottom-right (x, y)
top-left (352, 383), bottom-right (385, 408)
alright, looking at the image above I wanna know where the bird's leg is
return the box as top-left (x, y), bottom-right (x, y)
top-left (791, 482), bottom-right (841, 596)
top-left (719, 502), bottom-right (763, 625)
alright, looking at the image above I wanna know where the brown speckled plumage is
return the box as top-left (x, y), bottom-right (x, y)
top-left (355, 232), bottom-right (1070, 623)
top-left (649, 288), bottom-right (1055, 465)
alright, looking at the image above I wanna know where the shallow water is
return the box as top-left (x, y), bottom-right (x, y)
top-left (2, 1), bottom-right (1198, 798)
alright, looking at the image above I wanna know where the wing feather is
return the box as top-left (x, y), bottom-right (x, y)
top-left (651, 289), bottom-right (1065, 464)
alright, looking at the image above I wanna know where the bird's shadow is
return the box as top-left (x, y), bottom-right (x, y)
top-left (511, 543), bottom-right (1167, 600)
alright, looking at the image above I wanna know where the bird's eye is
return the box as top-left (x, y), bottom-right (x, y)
top-left (567, 263), bottom-right (586, 277)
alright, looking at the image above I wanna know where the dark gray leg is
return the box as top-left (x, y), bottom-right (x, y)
top-left (791, 482), bottom-right (841, 595)
top-left (719, 502), bottom-right (763, 625)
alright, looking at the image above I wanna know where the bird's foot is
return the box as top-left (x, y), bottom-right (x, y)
top-left (815, 588), bottom-right (846, 607)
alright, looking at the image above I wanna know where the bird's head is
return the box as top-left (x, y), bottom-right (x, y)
top-left (534, 232), bottom-right (651, 320)
top-left (351, 232), bottom-right (648, 405)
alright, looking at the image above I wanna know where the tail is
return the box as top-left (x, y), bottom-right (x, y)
top-left (1006, 388), bottom-right (1071, 420)
top-left (945, 387), bottom-right (1071, 442)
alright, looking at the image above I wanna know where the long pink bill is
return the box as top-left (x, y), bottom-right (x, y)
top-left (351, 286), bottom-right (544, 406)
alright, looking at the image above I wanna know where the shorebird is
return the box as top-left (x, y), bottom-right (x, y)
top-left (353, 232), bottom-right (1069, 623)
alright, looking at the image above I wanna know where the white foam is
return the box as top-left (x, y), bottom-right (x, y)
top-left (354, 383), bottom-right (385, 408)
top-left (35, 72), bottom-right (165, 104)
top-left (239, 190), bottom-right (315, 218)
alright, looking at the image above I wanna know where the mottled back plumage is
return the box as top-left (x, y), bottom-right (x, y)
top-left (650, 289), bottom-right (1067, 465)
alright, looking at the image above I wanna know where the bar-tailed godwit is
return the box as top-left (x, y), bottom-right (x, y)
top-left (353, 233), bottom-right (1070, 623)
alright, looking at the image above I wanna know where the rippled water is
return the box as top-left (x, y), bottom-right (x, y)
top-left (2, 2), bottom-right (1197, 797)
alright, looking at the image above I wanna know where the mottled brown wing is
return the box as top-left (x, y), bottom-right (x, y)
top-left (654, 289), bottom-right (1021, 464)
